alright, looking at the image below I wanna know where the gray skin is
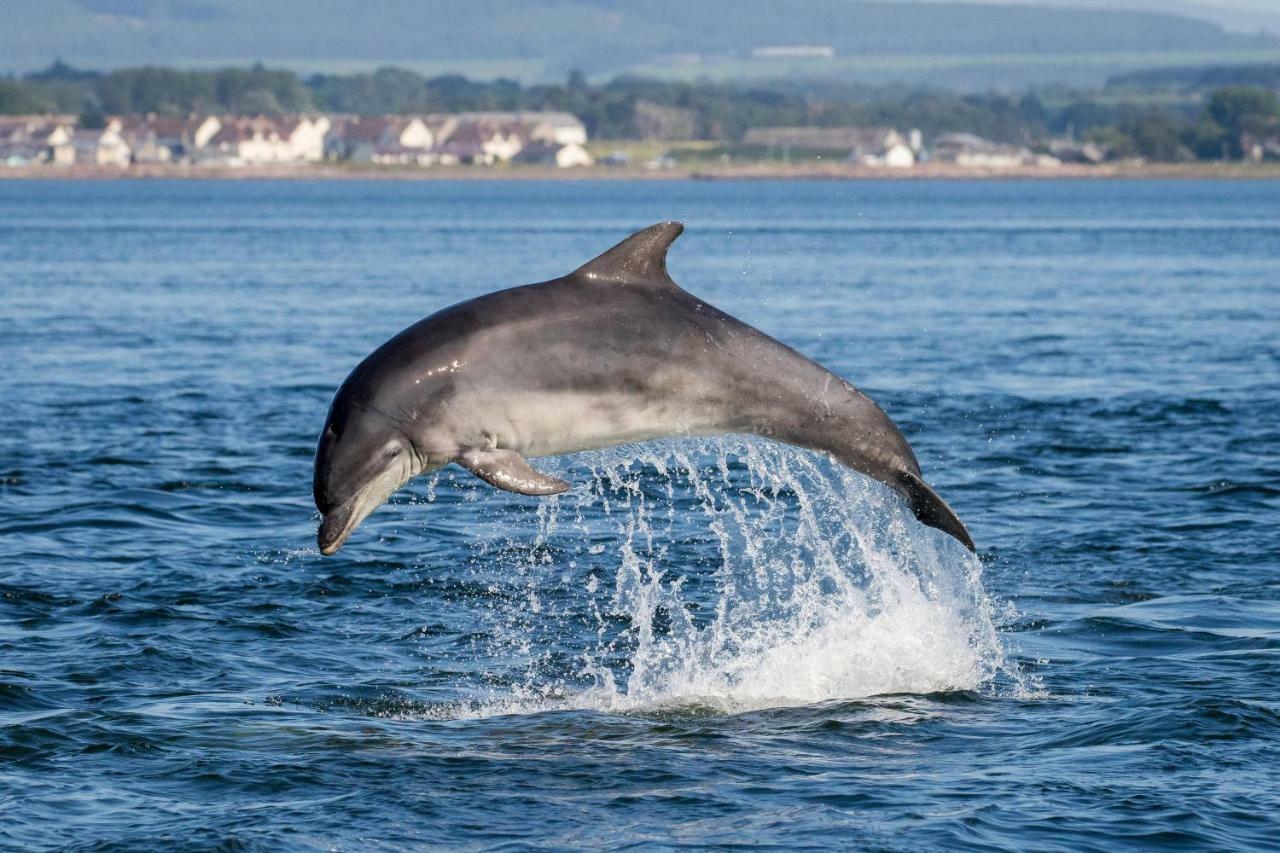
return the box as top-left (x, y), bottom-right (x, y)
top-left (314, 222), bottom-right (974, 555)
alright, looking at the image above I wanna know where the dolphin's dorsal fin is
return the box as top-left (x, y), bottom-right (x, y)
top-left (573, 221), bottom-right (684, 286)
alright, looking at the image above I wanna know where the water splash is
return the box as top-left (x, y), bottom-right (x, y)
top-left (422, 438), bottom-right (1012, 717)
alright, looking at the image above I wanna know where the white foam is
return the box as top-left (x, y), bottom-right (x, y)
top-left (424, 438), bottom-right (1013, 718)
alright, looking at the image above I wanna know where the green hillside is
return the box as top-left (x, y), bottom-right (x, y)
top-left (3, 0), bottom-right (1278, 88)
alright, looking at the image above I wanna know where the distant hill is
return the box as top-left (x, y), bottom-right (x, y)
top-left (4, 0), bottom-right (1280, 88)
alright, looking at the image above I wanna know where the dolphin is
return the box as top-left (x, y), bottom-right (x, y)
top-left (314, 222), bottom-right (974, 555)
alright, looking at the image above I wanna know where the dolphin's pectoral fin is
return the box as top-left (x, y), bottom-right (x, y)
top-left (898, 471), bottom-right (976, 553)
top-left (457, 449), bottom-right (572, 496)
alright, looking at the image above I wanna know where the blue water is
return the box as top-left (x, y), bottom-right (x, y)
top-left (2, 179), bottom-right (1278, 849)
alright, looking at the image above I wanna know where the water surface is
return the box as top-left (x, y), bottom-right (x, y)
top-left (2, 179), bottom-right (1278, 849)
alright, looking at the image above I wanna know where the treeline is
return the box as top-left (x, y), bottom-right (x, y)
top-left (2, 61), bottom-right (1278, 160)
top-left (1067, 87), bottom-right (1280, 161)
top-left (2, 61), bottom-right (313, 117)
top-left (1108, 63), bottom-right (1280, 92)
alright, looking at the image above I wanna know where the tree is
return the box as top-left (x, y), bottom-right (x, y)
top-left (1204, 86), bottom-right (1279, 158)
top-left (1124, 110), bottom-right (1194, 161)
top-left (1186, 119), bottom-right (1229, 161)
top-left (1086, 127), bottom-right (1137, 160)
top-left (0, 80), bottom-right (54, 114)
top-left (1206, 86), bottom-right (1280, 134)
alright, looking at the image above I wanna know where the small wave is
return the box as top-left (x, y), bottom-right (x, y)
top-left (1171, 480), bottom-right (1280, 499)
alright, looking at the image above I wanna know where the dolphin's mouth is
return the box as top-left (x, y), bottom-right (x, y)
top-left (316, 456), bottom-right (415, 555)
top-left (317, 498), bottom-right (363, 555)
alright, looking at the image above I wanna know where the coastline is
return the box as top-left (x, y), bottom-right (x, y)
top-left (4, 160), bottom-right (1280, 181)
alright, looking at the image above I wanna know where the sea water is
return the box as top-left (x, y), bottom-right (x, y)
top-left (1, 179), bottom-right (1277, 848)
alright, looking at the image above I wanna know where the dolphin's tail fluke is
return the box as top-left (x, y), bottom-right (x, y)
top-left (899, 471), bottom-right (976, 552)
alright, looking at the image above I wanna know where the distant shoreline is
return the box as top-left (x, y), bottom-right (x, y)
top-left (4, 161), bottom-right (1280, 181)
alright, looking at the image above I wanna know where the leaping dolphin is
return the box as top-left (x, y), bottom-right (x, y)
top-left (314, 222), bottom-right (974, 555)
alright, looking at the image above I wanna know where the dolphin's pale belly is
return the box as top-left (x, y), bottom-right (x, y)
top-left (489, 390), bottom-right (717, 459)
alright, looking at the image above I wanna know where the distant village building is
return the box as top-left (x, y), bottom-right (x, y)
top-left (118, 119), bottom-right (172, 164)
top-left (201, 116), bottom-right (283, 164)
top-left (186, 115), bottom-right (223, 151)
top-left (435, 119), bottom-right (520, 165)
top-left (88, 115), bottom-right (224, 164)
top-left (520, 112), bottom-right (588, 146)
top-left (742, 126), bottom-right (918, 167)
top-left (3, 109), bottom-right (592, 170)
top-left (931, 133), bottom-right (1058, 168)
top-left (278, 115), bottom-right (331, 161)
top-left (751, 45), bottom-right (835, 60)
top-left (422, 114), bottom-right (460, 149)
top-left (438, 111), bottom-right (587, 147)
top-left (69, 119), bottom-right (131, 167)
top-left (331, 116), bottom-right (437, 163)
top-left (322, 110), bottom-right (589, 166)
top-left (1240, 130), bottom-right (1280, 162)
top-left (198, 115), bottom-right (329, 165)
top-left (1047, 138), bottom-right (1106, 164)
top-left (513, 141), bottom-right (594, 168)
top-left (0, 116), bottom-right (74, 165)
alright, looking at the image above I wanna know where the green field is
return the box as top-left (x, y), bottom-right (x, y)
top-left (617, 49), bottom-right (1280, 90)
top-left (107, 46), bottom-right (1280, 90)
top-left (192, 57), bottom-right (552, 82)
top-left (158, 48), bottom-right (1280, 89)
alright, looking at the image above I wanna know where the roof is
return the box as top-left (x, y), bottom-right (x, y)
top-left (933, 132), bottom-right (991, 147)
top-left (113, 114), bottom-right (211, 140)
top-left (70, 127), bottom-right (127, 149)
top-left (449, 110), bottom-right (584, 129)
top-left (340, 116), bottom-right (398, 142)
top-left (209, 116), bottom-right (283, 145)
top-left (439, 120), bottom-right (502, 147)
top-left (0, 115), bottom-right (75, 130)
top-left (0, 117), bottom-right (73, 144)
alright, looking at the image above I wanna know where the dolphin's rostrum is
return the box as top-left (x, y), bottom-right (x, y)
top-left (314, 223), bottom-right (975, 555)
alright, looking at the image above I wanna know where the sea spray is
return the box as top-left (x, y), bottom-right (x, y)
top-left (429, 437), bottom-right (1009, 717)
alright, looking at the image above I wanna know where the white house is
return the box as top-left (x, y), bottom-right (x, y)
top-left (931, 133), bottom-right (1044, 169)
top-left (743, 126), bottom-right (916, 167)
top-left (523, 112), bottom-right (588, 146)
top-left (422, 114), bottom-right (460, 148)
top-left (115, 114), bottom-right (224, 163)
top-left (194, 115), bottom-right (330, 165)
top-left (118, 115), bottom-right (169, 163)
top-left (436, 119), bottom-right (525, 165)
top-left (1048, 138), bottom-right (1106, 164)
top-left (0, 116), bottom-right (75, 165)
top-left (278, 115), bottom-right (331, 161)
top-left (336, 116), bottom-right (436, 163)
top-left (436, 111), bottom-right (588, 147)
top-left (514, 140), bottom-right (594, 168)
top-left (70, 119), bottom-right (131, 167)
top-left (199, 117), bottom-right (298, 164)
top-left (873, 141), bottom-right (916, 169)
